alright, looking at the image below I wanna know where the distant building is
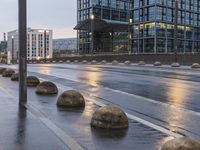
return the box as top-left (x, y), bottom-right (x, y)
top-left (53, 38), bottom-right (77, 57)
top-left (7, 28), bottom-right (53, 61)
top-left (0, 33), bottom-right (7, 54)
top-left (75, 0), bottom-right (200, 54)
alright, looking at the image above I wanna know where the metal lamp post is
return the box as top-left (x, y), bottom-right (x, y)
top-left (18, 0), bottom-right (27, 104)
top-left (44, 28), bottom-right (47, 62)
top-left (11, 36), bottom-right (14, 63)
top-left (129, 19), bottom-right (133, 54)
top-left (174, 0), bottom-right (179, 62)
top-left (90, 14), bottom-right (94, 55)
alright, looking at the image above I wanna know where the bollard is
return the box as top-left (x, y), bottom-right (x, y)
top-left (91, 106), bottom-right (129, 129)
top-left (154, 61), bottom-right (162, 66)
top-left (124, 60), bottom-right (132, 65)
top-left (91, 60), bottom-right (97, 64)
top-left (138, 61), bottom-right (146, 66)
top-left (171, 62), bottom-right (180, 67)
top-left (57, 90), bottom-right (85, 108)
top-left (2, 69), bottom-right (15, 77)
top-left (11, 73), bottom-right (19, 81)
top-left (27, 76), bottom-right (40, 87)
top-left (191, 63), bottom-right (200, 69)
top-left (82, 60), bottom-right (88, 64)
top-left (0, 68), bottom-right (6, 74)
top-left (112, 60), bottom-right (119, 65)
top-left (36, 81), bottom-right (58, 95)
top-left (100, 60), bottom-right (107, 64)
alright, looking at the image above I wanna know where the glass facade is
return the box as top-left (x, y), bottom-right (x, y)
top-left (76, 0), bottom-right (200, 54)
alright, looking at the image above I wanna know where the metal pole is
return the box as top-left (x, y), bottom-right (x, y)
top-left (91, 15), bottom-right (94, 55)
top-left (44, 29), bottom-right (46, 62)
top-left (18, 0), bottom-right (27, 104)
top-left (12, 37), bottom-right (14, 63)
top-left (174, 0), bottom-right (178, 62)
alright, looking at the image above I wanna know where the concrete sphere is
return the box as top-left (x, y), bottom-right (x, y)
top-left (112, 60), bottom-right (119, 65)
top-left (66, 60), bottom-right (71, 64)
top-left (124, 60), bottom-right (132, 65)
top-left (91, 106), bottom-right (129, 129)
top-left (74, 60), bottom-right (79, 63)
top-left (171, 62), bottom-right (180, 67)
top-left (59, 60), bottom-right (63, 63)
top-left (82, 60), bottom-right (88, 64)
top-left (91, 60), bottom-right (97, 64)
top-left (36, 81), bottom-right (58, 95)
top-left (101, 60), bottom-right (107, 64)
top-left (52, 60), bottom-right (56, 63)
top-left (11, 73), bottom-right (19, 81)
top-left (2, 69), bottom-right (15, 77)
top-left (27, 76), bottom-right (40, 87)
top-left (191, 63), bottom-right (200, 69)
top-left (0, 68), bottom-right (6, 74)
top-left (154, 61), bottom-right (162, 66)
top-left (57, 90), bottom-right (85, 108)
top-left (161, 137), bottom-right (200, 150)
top-left (138, 61), bottom-right (146, 66)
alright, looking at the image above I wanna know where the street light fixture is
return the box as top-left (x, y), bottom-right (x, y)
top-left (128, 19), bottom-right (133, 54)
top-left (44, 28), bottom-right (47, 62)
top-left (11, 36), bottom-right (14, 63)
top-left (174, 0), bottom-right (179, 62)
top-left (90, 14), bottom-right (94, 55)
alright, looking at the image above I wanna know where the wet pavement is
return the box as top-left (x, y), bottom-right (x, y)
top-left (1, 63), bottom-right (200, 149)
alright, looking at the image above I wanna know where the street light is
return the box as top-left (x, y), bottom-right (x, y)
top-left (11, 36), bottom-right (14, 63)
top-left (18, 0), bottom-right (27, 104)
top-left (128, 19), bottom-right (133, 54)
top-left (174, 0), bottom-right (179, 62)
top-left (90, 14), bottom-right (94, 55)
top-left (44, 28), bottom-right (47, 62)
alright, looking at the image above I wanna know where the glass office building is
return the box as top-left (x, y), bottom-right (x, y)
top-left (75, 0), bottom-right (200, 54)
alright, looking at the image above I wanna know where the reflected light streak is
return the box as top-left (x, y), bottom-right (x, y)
top-left (165, 80), bottom-right (191, 133)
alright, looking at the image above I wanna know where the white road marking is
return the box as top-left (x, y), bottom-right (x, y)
top-left (24, 103), bottom-right (84, 150)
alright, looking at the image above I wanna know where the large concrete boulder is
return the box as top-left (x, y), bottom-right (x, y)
top-left (91, 60), bottom-right (97, 64)
top-left (66, 60), bottom-right (71, 64)
top-left (0, 68), bottom-right (6, 74)
top-left (124, 60), bottom-right (132, 65)
top-left (82, 60), bottom-right (88, 64)
top-left (191, 63), bottom-right (200, 69)
top-left (112, 60), bottom-right (119, 65)
top-left (171, 62), bottom-right (180, 67)
top-left (100, 60), bottom-right (107, 64)
top-left (11, 73), bottom-right (19, 81)
top-left (154, 61), bottom-right (162, 66)
top-left (73, 60), bottom-right (79, 64)
top-left (91, 106), bottom-right (129, 129)
top-left (2, 69), bottom-right (15, 77)
top-left (138, 61), bottom-right (146, 66)
top-left (36, 81), bottom-right (58, 95)
top-left (27, 76), bottom-right (40, 87)
top-left (161, 137), bottom-right (200, 150)
top-left (57, 90), bottom-right (85, 108)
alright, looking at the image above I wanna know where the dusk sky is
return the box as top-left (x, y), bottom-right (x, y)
top-left (0, 0), bottom-right (77, 41)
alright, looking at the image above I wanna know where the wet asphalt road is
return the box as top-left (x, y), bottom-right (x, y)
top-left (26, 64), bottom-right (200, 139)
top-left (1, 63), bottom-right (200, 149)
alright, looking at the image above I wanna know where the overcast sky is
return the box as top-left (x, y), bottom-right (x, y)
top-left (0, 0), bottom-right (77, 41)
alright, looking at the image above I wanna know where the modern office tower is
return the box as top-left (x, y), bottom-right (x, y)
top-left (75, 0), bottom-right (200, 54)
top-left (7, 28), bottom-right (53, 61)
top-left (132, 0), bottom-right (200, 53)
top-left (75, 0), bottom-right (133, 54)
top-left (0, 33), bottom-right (7, 54)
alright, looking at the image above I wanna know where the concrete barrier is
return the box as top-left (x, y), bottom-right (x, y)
top-left (191, 63), bottom-right (200, 69)
top-left (138, 61), bottom-right (146, 66)
top-left (161, 137), bottom-right (200, 150)
top-left (171, 62), bottom-right (180, 67)
top-left (154, 61), bottom-right (162, 66)
top-left (27, 76), bottom-right (40, 87)
top-left (57, 90), bottom-right (85, 108)
top-left (100, 60), bottom-right (107, 64)
top-left (124, 60), bottom-right (132, 65)
top-left (11, 73), bottom-right (19, 81)
top-left (2, 69), bottom-right (15, 77)
top-left (112, 60), bottom-right (119, 65)
top-left (36, 81), bottom-right (58, 95)
top-left (0, 68), bottom-right (6, 74)
top-left (91, 60), bottom-right (97, 64)
top-left (91, 106), bottom-right (129, 129)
